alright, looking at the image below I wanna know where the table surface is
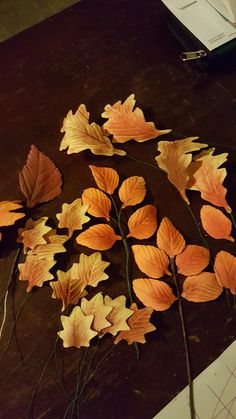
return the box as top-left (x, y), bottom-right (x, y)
top-left (0, 1), bottom-right (236, 418)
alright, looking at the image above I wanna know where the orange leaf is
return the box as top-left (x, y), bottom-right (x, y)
top-left (176, 245), bottom-right (210, 276)
top-left (187, 149), bottom-right (230, 211)
top-left (132, 245), bottom-right (170, 278)
top-left (157, 217), bottom-right (185, 258)
top-left (200, 205), bottom-right (234, 241)
top-left (119, 176), bottom-right (146, 208)
top-left (89, 165), bottom-right (119, 194)
top-left (76, 224), bottom-right (121, 250)
top-left (81, 293), bottom-right (112, 332)
top-left (114, 303), bottom-right (156, 345)
top-left (60, 104), bottom-right (125, 156)
top-left (101, 295), bottom-right (133, 336)
top-left (182, 272), bottom-right (223, 302)
top-left (29, 230), bottom-right (69, 260)
top-left (17, 217), bottom-right (52, 253)
top-left (56, 198), bottom-right (90, 237)
top-left (102, 94), bottom-right (170, 143)
top-left (133, 278), bottom-right (177, 311)
top-left (155, 137), bottom-right (207, 203)
top-left (0, 201), bottom-right (25, 227)
top-left (76, 252), bottom-right (110, 288)
top-left (19, 255), bottom-right (55, 292)
top-left (19, 145), bottom-right (62, 208)
top-left (127, 205), bottom-right (157, 239)
top-left (214, 251), bottom-right (236, 295)
top-left (58, 306), bottom-right (97, 348)
top-left (82, 188), bottom-right (111, 220)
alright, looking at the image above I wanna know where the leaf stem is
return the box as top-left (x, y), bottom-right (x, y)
top-left (170, 257), bottom-right (196, 419)
top-left (229, 211), bottom-right (236, 232)
top-left (126, 153), bottom-right (160, 171)
top-left (186, 205), bottom-right (209, 250)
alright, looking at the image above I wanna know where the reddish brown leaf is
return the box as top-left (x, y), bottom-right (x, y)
top-left (157, 217), bottom-right (185, 258)
top-left (89, 165), bottom-right (119, 194)
top-left (127, 205), bottom-right (157, 239)
top-left (214, 251), bottom-right (236, 295)
top-left (200, 205), bottom-right (234, 241)
top-left (82, 188), bottom-right (111, 220)
top-left (133, 278), bottom-right (177, 311)
top-left (76, 224), bottom-right (121, 250)
top-left (132, 245), bottom-right (170, 279)
top-left (176, 245), bottom-right (210, 276)
top-left (182, 272), bottom-right (223, 302)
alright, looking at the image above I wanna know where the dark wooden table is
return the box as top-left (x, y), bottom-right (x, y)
top-left (0, 1), bottom-right (235, 418)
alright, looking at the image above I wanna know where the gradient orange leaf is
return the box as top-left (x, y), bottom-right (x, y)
top-left (76, 252), bottom-right (110, 288)
top-left (114, 303), bottom-right (156, 345)
top-left (82, 188), bottom-right (111, 220)
top-left (200, 205), bottom-right (234, 241)
top-left (127, 205), bottom-right (157, 239)
top-left (0, 201), bottom-right (25, 227)
top-left (56, 198), bottom-right (90, 237)
top-left (133, 278), bottom-right (177, 311)
top-left (157, 217), bottom-right (185, 258)
top-left (132, 245), bottom-right (170, 278)
top-left (101, 295), bottom-right (133, 336)
top-left (58, 306), bottom-right (97, 348)
top-left (102, 94), bottom-right (170, 143)
top-left (214, 251), bottom-right (236, 295)
top-left (176, 245), bottom-right (210, 276)
top-left (19, 145), bottom-right (62, 208)
top-left (89, 165), bottom-right (119, 194)
top-left (81, 293), bottom-right (112, 332)
top-left (76, 224), bottom-right (121, 250)
top-left (18, 255), bottom-right (55, 292)
top-left (17, 217), bottom-right (52, 253)
top-left (155, 137), bottom-right (207, 203)
top-left (182, 272), bottom-right (223, 302)
top-left (30, 230), bottom-right (69, 260)
top-left (60, 104), bottom-right (125, 156)
top-left (119, 176), bottom-right (146, 208)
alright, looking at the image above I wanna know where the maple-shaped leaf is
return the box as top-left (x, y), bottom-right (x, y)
top-left (127, 205), bottom-right (157, 239)
top-left (17, 217), bottom-right (52, 253)
top-left (182, 272), bottom-right (223, 302)
top-left (133, 278), bottom-right (177, 311)
top-left (60, 104), bottom-right (125, 156)
top-left (76, 252), bottom-right (110, 288)
top-left (214, 251), bottom-right (236, 295)
top-left (132, 245), bottom-right (170, 279)
top-left (0, 201), bottom-right (25, 227)
top-left (157, 217), bottom-right (185, 258)
top-left (102, 94), bottom-right (170, 143)
top-left (155, 137), bottom-right (207, 204)
top-left (19, 145), bottom-right (62, 208)
top-left (89, 165), bottom-right (119, 194)
top-left (81, 293), bottom-right (112, 332)
top-left (187, 148), bottom-right (230, 211)
top-left (76, 224), bottom-right (121, 250)
top-left (101, 295), bottom-right (133, 336)
top-left (82, 188), bottom-right (111, 220)
top-left (56, 198), bottom-right (90, 237)
top-left (176, 245), bottom-right (210, 276)
top-left (58, 306), bottom-right (97, 348)
top-left (29, 230), bottom-right (69, 260)
top-left (119, 176), bottom-right (146, 208)
top-left (114, 303), bottom-right (156, 345)
top-left (200, 205), bottom-right (234, 241)
top-left (19, 255), bottom-right (56, 292)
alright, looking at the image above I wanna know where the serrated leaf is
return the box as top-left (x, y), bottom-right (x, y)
top-left (17, 217), bottom-right (51, 253)
top-left (19, 255), bottom-right (55, 292)
top-left (101, 295), bottom-right (133, 336)
top-left (76, 252), bottom-right (110, 288)
top-left (81, 293), bottom-right (112, 332)
top-left (56, 198), bottom-right (90, 237)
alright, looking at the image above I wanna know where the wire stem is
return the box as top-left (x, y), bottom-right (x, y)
top-left (229, 212), bottom-right (236, 232)
top-left (186, 205), bottom-right (209, 249)
top-left (126, 153), bottom-right (160, 171)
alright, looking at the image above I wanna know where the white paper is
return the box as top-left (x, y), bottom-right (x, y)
top-left (153, 341), bottom-right (236, 419)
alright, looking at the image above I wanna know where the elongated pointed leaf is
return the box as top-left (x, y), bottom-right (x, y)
top-left (200, 205), bottom-right (234, 241)
top-left (133, 278), bottom-right (177, 311)
top-left (157, 217), bottom-right (185, 258)
top-left (82, 188), bottom-right (111, 220)
top-left (89, 165), bottom-right (119, 194)
top-left (132, 245), bottom-right (170, 278)
top-left (76, 224), bottom-right (121, 250)
top-left (119, 176), bottom-right (146, 208)
top-left (127, 205), bottom-right (157, 239)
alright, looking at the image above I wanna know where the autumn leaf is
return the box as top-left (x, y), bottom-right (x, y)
top-left (127, 205), bottom-right (157, 239)
top-left (133, 278), bottom-right (177, 311)
top-left (155, 137), bottom-right (207, 204)
top-left (76, 252), bottom-right (110, 288)
top-left (0, 201), bottom-right (25, 227)
top-left (81, 293), bottom-right (112, 332)
top-left (102, 94), bottom-right (170, 143)
top-left (200, 205), bottom-right (234, 241)
top-left (119, 176), bottom-right (146, 208)
top-left (56, 198), bottom-right (90, 237)
top-left (82, 188), bottom-right (111, 220)
top-left (19, 255), bottom-right (56, 292)
top-left (114, 303), bottom-right (156, 345)
top-left (157, 217), bottom-right (185, 258)
top-left (58, 306), bottom-right (97, 348)
top-left (89, 165), bottom-right (119, 194)
top-left (214, 251), bottom-right (236, 295)
top-left (176, 245), bottom-right (210, 276)
top-left (182, 272), bottom-right (223, 302)
top-left (60, 104), bottom-right (125, 156)
top-left (19, 145), bottom-right (62, 208)
top-left (100, 295), bottom-right (133, 336)
top-left (17, 217), bottom-right (52, 253)
top-left (29, 230), bottom-right (69, 260)
top-left (76, 224), bottom-right (121, 250)
top-left (187, 148), bottom-right (230, 211)
top-left (132, 245), bottom-right (170, 279)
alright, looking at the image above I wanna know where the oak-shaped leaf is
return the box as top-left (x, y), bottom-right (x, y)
top-left (200, 205), bottom-right (234, 241)
top-left (119, 176), bottom-right (146, 208)
top-left (58, 306), bottom-right (97, 348)
top-left (127, 205), bottom-right (157, 239)
top-left (100, 295), bottom-right (133, 336)
top-left (19, 145), bottom-right (62, 208)
top-left (30, 230), bottom-right (69, 260)
top-left (157, 217), bottom-right (185, 258)
top-left (56, 198), bottom-right (90, 237)
top-left (0, 201), bottom-right (25, 227)
top-left (114, 303), bottom-right (156, 345)
top-left (133, 278), bottom-right (177, 311)
top-left (81, 293), bottom-right (112, 332)
top-left (77, 252), bottom-right (110, 288)
top-left (182, 272), bottom-right (223, 302)
top-left (132, 245), bottom-right (170, 279)
top-left (82, 188), bottom-right (111, 220)
top-left (214, 251), bottom-right (236, 295)
top-left (17, 217), bottom-right (52, 253)
top-left (155, 137), bottom-right (207, 204)
top-left (19, 255), bottom-right (56, 292)
top-left (89, 165), bottom-right (119, 194)
top-left (76, 224), bottom-right (121, 250)
top-left (176, 245), bottom-right (210, 276)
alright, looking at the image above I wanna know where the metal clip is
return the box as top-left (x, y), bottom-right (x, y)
top-left (180, 50), bottom-right (207, 61)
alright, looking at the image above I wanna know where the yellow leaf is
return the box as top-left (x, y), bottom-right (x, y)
top-left (157, 217), bottom-right (185, 258)
top-left (76, 252), bottom-right (110, 288)
top-left (89, 165), bottom-right (119, 194)
top-left (56, 198), bottom-right (90, 237)
top-left (101, 295), bottom-right (133, 336)
top-left (127, 205), bottom-right (157, 239)
top-left (119, 176), bottom-right (146, 208)
top-left (176, 245), bottom-right (210, 276)
top-left (133, 278), bottom-right (177, 311)
top-left (214, 251), bottom-right (236, 295)
top-left (76, 224), bottom-right (121, 250)
top-left (81, 293), bottom-right (112, 332)
top-left (19, 255), bottom-right (55, 292)
top-left (17, 217), bottom-right (51, 253)
top-left (132, 245), bottom-right (170, 278)
top-left (29, 230), bottom-right (69, 260)
top-left (82, 188), bottom-right (111, 220)
top-left (0, 201), bottom-right (25, 227)
top-left (200, 205), bottom-right (234, 241)
top-left (182, 272), bottom-right (223, 302)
